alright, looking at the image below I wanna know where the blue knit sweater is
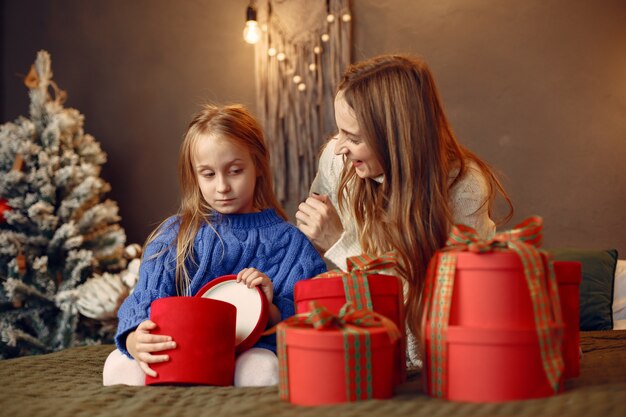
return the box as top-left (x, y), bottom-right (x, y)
top-left (115, 209), bottom-right (326, 357)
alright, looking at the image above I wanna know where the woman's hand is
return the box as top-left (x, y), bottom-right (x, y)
top-left (126, 319), bottom-right (176, 377)
top-left (237, 268), bottom-right (281, 326)
top-left (295, 193), bottom-right (344, 251)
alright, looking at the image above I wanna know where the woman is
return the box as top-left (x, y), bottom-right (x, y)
top-left (296, 54), bottom-right (513, 369)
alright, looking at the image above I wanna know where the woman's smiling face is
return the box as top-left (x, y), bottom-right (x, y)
top-left (333, 90), bottom-right (383, 179)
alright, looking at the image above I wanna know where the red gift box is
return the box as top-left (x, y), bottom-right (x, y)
top-left (145, 296), bottom-right (236, 386)
top-left (294, 253), bottom-right (406, 384)
top-left (429, 324), bottom-right (563, 402)
top-left (294, 275), bottom-right (403, 325)
top-left (422, 217), bottom-right (565, 402)
top-left (553, 261), bottom-right (582, 378)
top-left (278, 302), bottom-right (400, 406)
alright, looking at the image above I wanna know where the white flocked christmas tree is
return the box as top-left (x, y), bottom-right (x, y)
top-left (0, 50), bottom-right (140, 358)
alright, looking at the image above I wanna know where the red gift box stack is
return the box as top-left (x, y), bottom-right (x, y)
top-left (281, 253), bottom-right (405, 405)
top-left (422, 217), bottom-right (579, 402)
top-left (294, 253), bottom-right (406, 384)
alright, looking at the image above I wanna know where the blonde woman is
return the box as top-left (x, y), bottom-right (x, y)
top-left (103, 104), bottom-right (325, 386)
top-left (296, 54), bottom-right (513, 369)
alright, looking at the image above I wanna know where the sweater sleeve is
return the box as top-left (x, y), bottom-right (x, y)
top-left (254, 226), bottom-right (327, 353)
top-left (114, 229), bottom-right (178, 357)
top-left (450, 164), bottom-right (496, 240)
top-left (310, 138), bottom-right (363, 271)
top-left (309, 139), bottom-right (336, 196)
top-left (324, 231), bottom-right (362, 270)
top-left (271, 230), bottom-right (327, 320)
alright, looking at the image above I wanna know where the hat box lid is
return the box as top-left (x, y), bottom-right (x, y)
top-left (196, 274), bottom-right (269, 353)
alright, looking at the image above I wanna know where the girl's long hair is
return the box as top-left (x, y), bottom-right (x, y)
top-left (336, 55), bottom-right (513, 340)
top-left (144, 104), bottom-right (287, 296)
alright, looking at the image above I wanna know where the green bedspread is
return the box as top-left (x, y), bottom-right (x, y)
top-left (1, 330), bottom-right (624, 417)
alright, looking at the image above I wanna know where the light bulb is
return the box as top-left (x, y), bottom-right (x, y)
top-left (243, 20), bottom-right (261, 44)
top-left (243, 5), bottom-right (261, 44)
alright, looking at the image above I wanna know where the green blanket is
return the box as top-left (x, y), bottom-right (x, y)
top-left (1, 331), bottom-right (625, 417)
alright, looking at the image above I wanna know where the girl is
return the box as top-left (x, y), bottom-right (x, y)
top-left (296, 54), bottom-right (513, 369)
top-left (103, 104), bottom-right (326, 386)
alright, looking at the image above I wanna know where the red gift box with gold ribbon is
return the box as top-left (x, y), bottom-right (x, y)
top-left (422, 216), bottom-right (577, 402)
top-left (277, 302), bottom-right (401, 406)
top-left (294, 252), bottom-right (406, 384)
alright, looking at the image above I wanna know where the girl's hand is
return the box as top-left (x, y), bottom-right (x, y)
top-left (236, 268), bottom-right (273, 304)
top-left (126, 319), bottom-right (176, 377)
top-left (295, 193), bottom-right (343, 251)
top-left (237, 268), bottom-right (281, 326)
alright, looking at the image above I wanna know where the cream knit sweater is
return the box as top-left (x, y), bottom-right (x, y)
top-left (309, 138), bottom-right (496, 369)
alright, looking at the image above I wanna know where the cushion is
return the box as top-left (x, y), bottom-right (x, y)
top-left (548, 248), bottom-right (618, 330)
top-left (613, 260), bottom-right (626, 330)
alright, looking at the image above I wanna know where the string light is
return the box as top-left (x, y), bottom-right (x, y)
top-left (243, 2), bottom-right (261, 44)
top-left (252, 2), bottom-right (352, 205)
top-left (253, 4), bottom-right (351, 85)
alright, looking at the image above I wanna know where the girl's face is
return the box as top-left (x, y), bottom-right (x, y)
top-left (333, 91), bottom-right (383, 179)
top-left (194, 133), bottom-right (257, 214)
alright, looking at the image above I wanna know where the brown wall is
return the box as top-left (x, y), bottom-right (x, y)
top-left (2, 0), bottom-right (625, 255)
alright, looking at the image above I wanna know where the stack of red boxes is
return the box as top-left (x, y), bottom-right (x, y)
top-left (422, 217), bottom-right (581, 402)
top-left (279, 253), bottom-right (406, 405)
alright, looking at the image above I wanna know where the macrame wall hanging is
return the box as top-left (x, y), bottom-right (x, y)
top-left (253, 0), bottom-right (352, 204)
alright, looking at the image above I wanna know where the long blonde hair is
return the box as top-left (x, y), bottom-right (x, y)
top-left (336, 55), bottom-right (513, 340)
top-left (144, 104), bottom-right (287, 295)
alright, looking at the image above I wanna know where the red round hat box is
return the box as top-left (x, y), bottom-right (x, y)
top-left (425, 324), bottom-right (563, 402)
top-left (447, 252), bottom-right (534, 328)
top-left (196, 274), bottom-right (269, 353)
top-left (294, 274), bottom-right (404, 333)
top-left (145, 296), bottom-right (236, 386)
top-left (282, 326), bottom-right (396, 406)
top-left (553, 261), bottom-right (582, 379)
